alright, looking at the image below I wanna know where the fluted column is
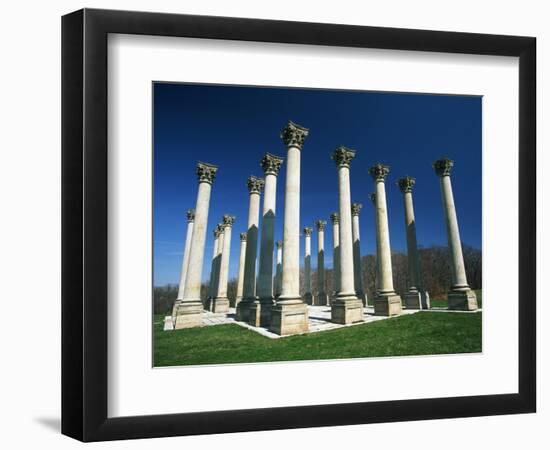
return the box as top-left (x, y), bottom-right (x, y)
top-left (235, 232), bottom-right (247, 307)
top-left (315, 220), bottom-right (328, 305)
top-left (251, 153), bottom-right (284, 326)
top-left (176, 209), bottom-right (195, 300)
top-left (303, 227), bottom-right (313, 304)
top-left (274, 240), bottom-right (283, 298)
top-left (213, 214), bottom-right (235, 313)
top-left (368, 163), bottom-right (402, 316)
top-left (271, 121), bottom-right (309, 336)
top-left (330, 212), bottom-right (340, 302)
top-left (174, 162), bottom-right (218, 329)
top-left (433, 158), bottom-right (478, 310)
top-left (330, 147), bottom-right (363, 324)
top-left (398, 177), bottom-right (430, 309)
top-left (236, 176), bottom-right (264, 322)
top-left (351, 203), bottom-right (368, 306)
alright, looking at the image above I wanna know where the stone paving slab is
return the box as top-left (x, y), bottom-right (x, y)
top-left (165, 305), bottom-right (482, 339)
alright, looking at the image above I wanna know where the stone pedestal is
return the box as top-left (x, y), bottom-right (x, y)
top-left (403, 291), bottom-right (422, 309)
top-left (330, 146), bottom-right (363, 324)
top-left (374, 294), bottom-right (403, 316)
top-left (271, 121), bottom-right (310, 335)
top-left (270, 302), bottom-right (309, 336)
top-left (174, 162), bottom-right (218, 329)
top-left (448, 289), bottom-right (478, 311)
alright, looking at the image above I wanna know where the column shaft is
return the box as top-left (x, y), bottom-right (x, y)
top-left (374, 181), bottom-right (395, 293)
top-left (176, 214), bottom-right (194, 300)
top-left (303, 229), bottom-right (313, 304)
top-left (351, 204), bottom-right (367, 305)
top-left (235, 234), bottom-right (247, 305)
top-left (330, 214), bottom-right (341, 296)
top-left (315, 221), bottom-right (328, 305)
top-left (274, 242), bottom-right (283, 297)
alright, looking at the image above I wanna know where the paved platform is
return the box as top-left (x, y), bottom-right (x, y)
top-left (164, 305), bottom-right (481, 339)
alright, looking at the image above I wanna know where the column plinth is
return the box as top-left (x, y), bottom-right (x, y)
top-left (213, 215), bottom-right (235, 313)
top-left (250, 153), bottom-right (284, 327)
top-left (174, 162), bottom-right (218, 329)
top-left (330, 213), bottom-right (340, 304)
top-left (434, 159), bottom-right (478, 310)
top-left (351, 203), bottom-right (368, 306)
top-left (270, 121), bottom-right (309, 335)
top-left (368, 163), bottom-right (402, 317)
top-left (236, 176), bottom-right (264, 322)
top-left (314, 220), bottom-right (328, 305)
top-left (398, 177), bottom-right (430, 309)
top-left (330, 147), bottom-right (363, 324)
top-left (303, 227), bottom-right (313, 305)
top-left (235, 233), bottom-right (247, 307)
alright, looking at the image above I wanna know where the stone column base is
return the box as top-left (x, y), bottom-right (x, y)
top-left (212, 297), bottom-right (230, 313)
top-left (236, 300), bottom-right (255, 322)
top-left (331, 297), bottom-right (363, 324)
top-left (173, 300), bottom-right (203, 329)
top-left (374, 294), bottom-right (403, 316)
top-left (404, 291), bottom-right (422, 309)
top-left (270, 301), bottom-right (309, 336)
top-left (313, 292), bottom-right (328, 306)
top-left (303, 292), bottom-right (313, 305)
top-left (248, 300), bottom-right (274, 327)
top-left (448, 290), bottom-right (478, 311)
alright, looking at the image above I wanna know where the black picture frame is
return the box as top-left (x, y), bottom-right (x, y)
top-left (61, 8), bottom-right (536, 442)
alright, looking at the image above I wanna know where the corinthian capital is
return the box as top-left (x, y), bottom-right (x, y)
top-left (398, 176), bottom-right (416, 193)
top-left (331, 146), bottom-right (356, 168)
top-left (303, 227), bottom-right (313, 237)
top-left (315, 220), bottom-right (327, 231)
top-left (330, 212), bottom-right (339, 224)
top-left (197, 162), bottom-right (218, 184)
top-left (276, 240), bottom-right (283, 249)
top-left (368, 163), bottom-right (390, 182)
top-left (351, 203), bottom-right (363, 216)
top-left (247, 175), bottom-right (265, 194)
top-left (240, 232), bottom-right (247, 242)
top-left (214, 225), bottom-right (223, 238)
top-left (222, 214), bottom-right (236, 227)
top-left (433, 158), bottom-right (454, 177)
top-left (186, 209), bottom-right (195, 222)
top-left (261, 153), bottom-right (284, 176)
top-left (280, 120), bottom-right (309, 149)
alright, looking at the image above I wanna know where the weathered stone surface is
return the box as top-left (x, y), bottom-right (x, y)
top-left (270, 302), bottom-right (309, 336)
top-left (404, 291), bottom-right (422, 309)
top-left (173, 301), bottom-right (203, 329)
top-left (212, 297), bottom-right (230, 313)
top-left (448, 290), bottom-right (478, 311)
top-left (374, 294), bottom-right (403, 316)
top-left (331, 298), bottom-right (363, 324)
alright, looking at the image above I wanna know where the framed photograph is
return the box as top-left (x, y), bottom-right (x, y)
top-left (62, 8), bottom-right (536, 442)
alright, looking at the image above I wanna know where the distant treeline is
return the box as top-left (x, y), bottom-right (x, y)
top-left (154, 244), bottom-right (482, 315)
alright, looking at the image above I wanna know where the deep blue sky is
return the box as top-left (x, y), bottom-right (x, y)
top-left (153, 83), bottom-right (481, 287)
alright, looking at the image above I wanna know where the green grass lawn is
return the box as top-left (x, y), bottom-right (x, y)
top-left (154, 309), bottom-right (482, 367)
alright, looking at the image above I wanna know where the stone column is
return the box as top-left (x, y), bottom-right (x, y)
top-left (433, 158), bottom-right (478, 310)
top-left (274, 240), bottom-right (283, 298)
top-left (398, 177), bottom-right (430, 309)
top-left (330, 212), bottom-right (340, 303)
top-left (271, 121), bottom-right (310, 335)
top-left (205, 224), bottom-right (223, 311)
top-left (213, 214), bottom-right (235, 313)
top-left (368, 163), bottom-right (402, 316)
top-left (236, 176), bottom-right (264, 322)
top-left (351, 203), bottom-right (368, 306)
top-left (235, 232), bottom-right (247, 307)
top-left (176, 209), bottom-right (195, 300)
top-left (315, 220), bottom-right (328, 305)
top-left (174, 162), bottom-right (218, 329)
top-left (303, 227), bottom-right (313, 304)
top-left (330, 147), bottom-right (363, 324)
top-left (250, 153), bottom-right (284, 326)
